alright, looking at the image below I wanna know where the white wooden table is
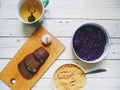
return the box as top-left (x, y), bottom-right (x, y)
top-left (0, 0), bottom-right (120, 90)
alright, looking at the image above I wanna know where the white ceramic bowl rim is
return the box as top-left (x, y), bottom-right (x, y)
top-left (72, 23), bottom-right (111, 63)
top-left (17, 0), bottom-right (44, 24)
top-left (53, 63), bottom-right (87, 90)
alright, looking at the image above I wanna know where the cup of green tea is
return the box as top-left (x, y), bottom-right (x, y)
top-left (17, 0), bottom-right (49, 24)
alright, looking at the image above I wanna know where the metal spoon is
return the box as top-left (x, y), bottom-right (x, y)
top-left (83, 69), bottom-right (107, 74)
top-left (28, 12), bottom-right (35, 22)
top-left (28, 0), bottom-right (36, 22)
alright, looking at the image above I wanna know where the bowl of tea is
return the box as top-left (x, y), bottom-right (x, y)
top-left (72, 23), bottom-right (110, 63)
top-left (17, 0), bottom-right (49, 24)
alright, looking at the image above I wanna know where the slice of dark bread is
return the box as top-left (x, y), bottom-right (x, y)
top-left (23, 53), bottom-right (42, 73)
top-left (18, 61), bottom-right (33, 79)
top-left (18, 47), bottom-right (49, 79)
top-left (34, 47), bottom-right (49, 64)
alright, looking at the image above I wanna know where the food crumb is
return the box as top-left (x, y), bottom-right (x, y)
top-left (53, 64), bottom-right (86, 90)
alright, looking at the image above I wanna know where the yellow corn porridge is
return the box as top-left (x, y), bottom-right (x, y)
top-left (53, 64), bottom-right (86, 90)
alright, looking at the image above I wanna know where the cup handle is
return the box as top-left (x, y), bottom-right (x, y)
top-left (42, 0), bottom-right (49, 8)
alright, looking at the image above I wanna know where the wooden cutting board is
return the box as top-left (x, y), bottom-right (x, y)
top-left (0, 26), bottom-right (65, 90)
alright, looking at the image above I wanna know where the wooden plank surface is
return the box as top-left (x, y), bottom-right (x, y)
top-left (0, 19), bottom-right (120, 37)
top-left (0, 0), bottom-right (120, 90)
top-left (0, 59), bottom-right (120, 78)
top-left (0, 0), bottom-right (120, 19)
top-left (0, 26), bottom-right (65, 90)
top-left (1, 78), bottom-right (120, 90)
top-left (0, 37), bottom-right (120, 59)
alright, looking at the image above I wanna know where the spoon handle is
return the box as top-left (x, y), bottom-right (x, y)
top-left (84, 69), bottom-right (107, 74)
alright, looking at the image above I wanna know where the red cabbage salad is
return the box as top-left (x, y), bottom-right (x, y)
top-left (73, 24), bottom-right (107, 61)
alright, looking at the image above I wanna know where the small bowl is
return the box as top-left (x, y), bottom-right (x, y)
top-left (72, 23), bottom-right (110, 63)
top-left (53, 64), bottom-right (86, 90)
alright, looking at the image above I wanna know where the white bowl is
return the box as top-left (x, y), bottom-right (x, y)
top-left (53, 64), bottom-right (87, 90)
top-left (72, 23), bottom-right (110, 63)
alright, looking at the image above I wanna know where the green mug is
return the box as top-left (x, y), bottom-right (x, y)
top-left (17, 0), bottom-right (49, 24)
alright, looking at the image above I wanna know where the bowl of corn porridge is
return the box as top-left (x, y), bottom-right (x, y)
top-left (53, 64), bottom-right (86, 90)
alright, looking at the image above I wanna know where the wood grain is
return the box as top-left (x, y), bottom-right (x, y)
top-left (0, 0), bottom-right (120, 19)
top-left (0, 0), bottom-right (120, 89)
top-left (0, 38), bottom-right (120, 59)
top-left (1, 78), bottom-right (120, 90)
top-left (0, 19), bottom-right (120, 37)
top-left (0, 26), bottom-right (65, 90)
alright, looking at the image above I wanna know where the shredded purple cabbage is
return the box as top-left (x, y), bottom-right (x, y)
top-left (73, 24), bottom-right (106, 61)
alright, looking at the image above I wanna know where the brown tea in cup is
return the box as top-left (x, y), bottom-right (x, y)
top-left (20, 0), bottom-right (43, 22)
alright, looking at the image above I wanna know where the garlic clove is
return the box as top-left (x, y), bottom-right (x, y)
top-left (41, 34), bottom-right (52, 45)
